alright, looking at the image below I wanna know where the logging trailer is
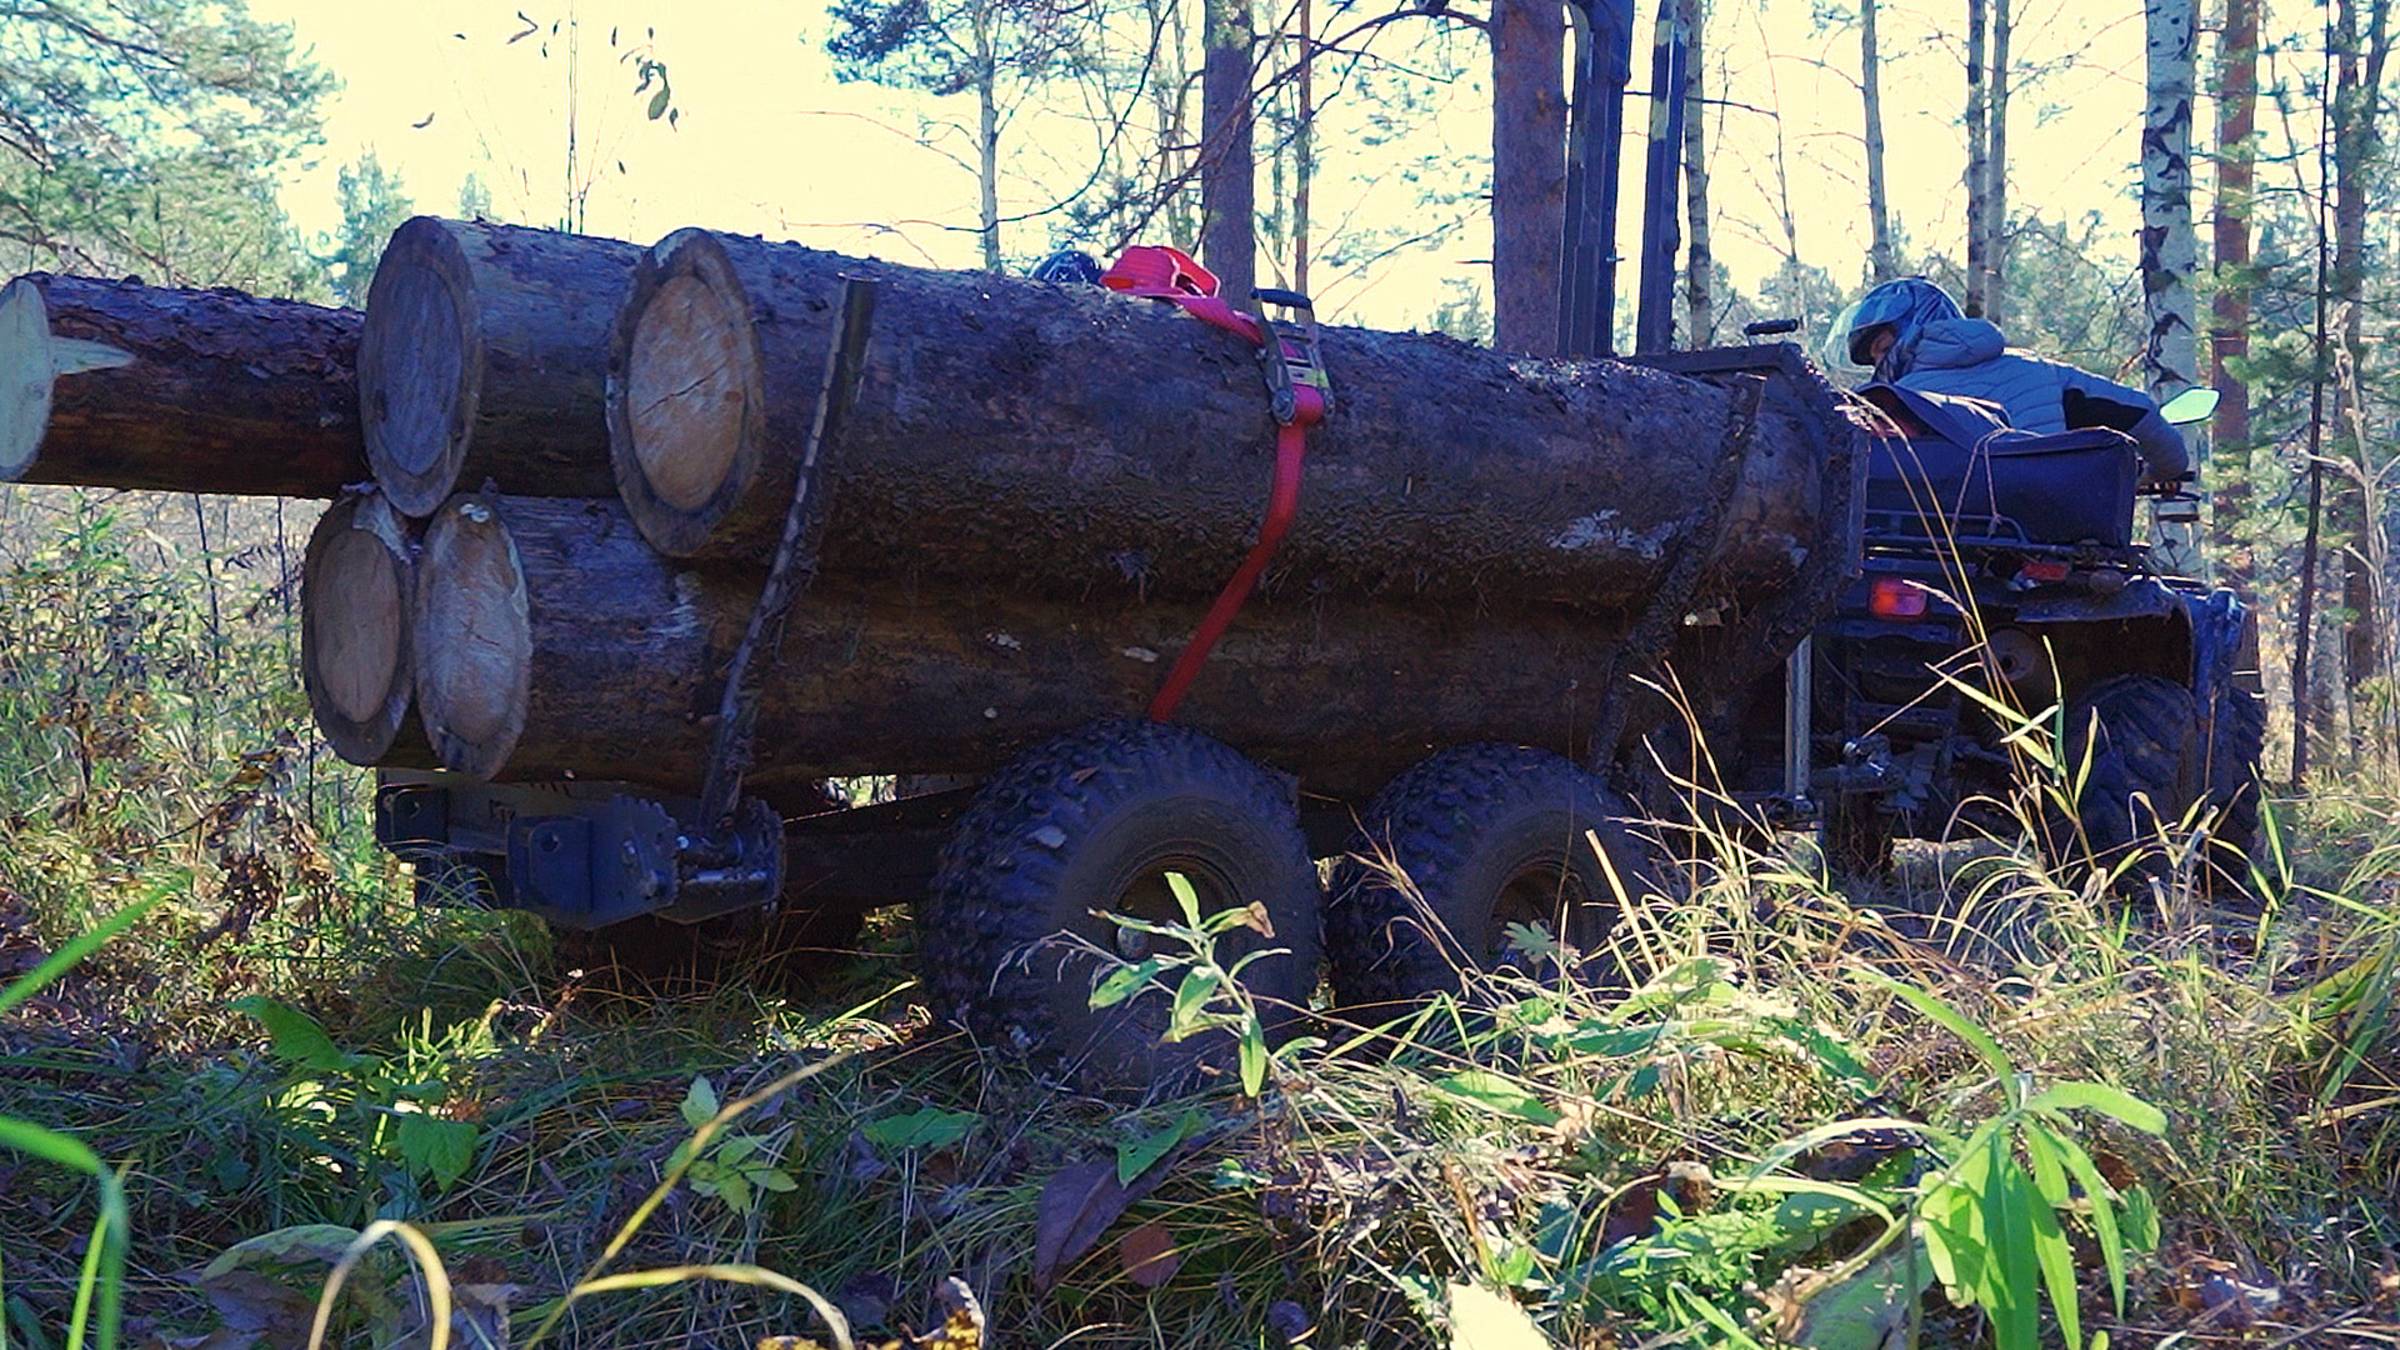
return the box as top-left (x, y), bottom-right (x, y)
top-left (0, 0), bottom-right (2259, 1090)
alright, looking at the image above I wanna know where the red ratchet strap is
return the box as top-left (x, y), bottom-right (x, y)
top-left (1101, 246), bottom-right (1331, 723)
top-left (1104, 246), bottom-right (1334, 720)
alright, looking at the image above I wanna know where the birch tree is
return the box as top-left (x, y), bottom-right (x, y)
top-left (1681, 0), bottom-right (1714, 344)
top-left (1982, 0), bottom-right (2011, 325)
top-left (2139, 0), bottom-right (2199, 399)
top-left (1964, 0), bottom-right (1988, 315)
top-left (2329, 0), bottom-right (2392, 743)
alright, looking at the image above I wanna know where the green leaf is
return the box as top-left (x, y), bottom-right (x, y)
top-left (199, 1224), bottom-right (362, 1278)
top-left (2046, 1130), bottom-right (2129, 1314)
top-left (1433, 1070), bottom-right (1562, 1127)
top-left (2026, 1081), bottom-right (2168, 1136)
top-left (1861, 972), bottom-right (2014, 1084)
top-left (646, 85), bottom-right (670, 120)
top-left (1117, 1108), bottom-right (1208, 1186)
top-left (1238, 1020), bottom-right (1268, 1097)
top-left (1090, 958), bottom-right (1166, 1009)
top-left (1167, 969), bottom-right (1221, 1043)
top-left (2020, 1126), bottom-right (2082, 1350)
top-left (1165, 871), bottom-right (1203, 928)
top-left (757, 1169), bottom-right (799, 1193)
top-left (229, 997), bottom-right (351, 1074)
top-left (716, 1169), bottom-right (753, 1214)
top-left (862, 1107), bottom-right (978, 1152)
top-left (2120, 1185), bottom-right (2160, 1253)
top-left (393, 1116), bottom-right (478, 1189)
top-left (1787, 1238), bottom-right (1934, 1350)
top-left (716, 1134), bottom-right (761, 1167)
top-left (680, 1076), bottom-right (720, 1129)
top-left (1982, 1133), bottom-right (2042, 1350)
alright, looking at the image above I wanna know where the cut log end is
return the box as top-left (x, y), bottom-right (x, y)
top-left (303, 494), bottom-right (417, 764)
top-left (609, 229), bottom-right (763, 554)
top-left (0, 277), bottom-right (52, 480)
top-left (359, 217), bottom-right (480, 517)
top-left (413, 493), bottom-right (533, 779)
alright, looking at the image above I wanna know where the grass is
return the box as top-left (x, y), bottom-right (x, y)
top-left (3, 498), bottom-right (2399, 1348)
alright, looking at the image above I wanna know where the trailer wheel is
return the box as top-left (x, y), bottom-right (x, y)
top-left (2198, 672), bottom-right (2268, 871)
top-left (2043, 675), bottom-right (2200, 873)
top-left (1324, 745), bottom-right (1655, 1010)
top-left (921, 719), bottom-right (1322, 1090)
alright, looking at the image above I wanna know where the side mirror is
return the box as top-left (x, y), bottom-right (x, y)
top-left (2160, 385), bottom-right (2222, 426)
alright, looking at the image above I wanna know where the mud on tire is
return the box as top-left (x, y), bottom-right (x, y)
top-left (2044, 674), bottom-right (2200, 872)
top-left (920, 719), bottom-right (1322, 1090)
top-left (1325, 744), bottom-right (1657, 1010)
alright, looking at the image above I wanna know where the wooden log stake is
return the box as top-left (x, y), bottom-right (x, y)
top-left (358, 218), bottom-right (641, 516)
top-left (408, 493), bottom-right (1627, 799)
top-left (0, 272), bottom-right (363, 494)
top-left (607, 229), bottom-right (1836, 616)
top-left (303, 492), bottom-right (424, 764)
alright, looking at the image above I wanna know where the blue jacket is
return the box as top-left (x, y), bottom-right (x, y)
top-left (1889, 319), bottom-right (2190, 478)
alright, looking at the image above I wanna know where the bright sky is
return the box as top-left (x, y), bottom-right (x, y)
top-left (249, 0), bottom-right (2173, 333)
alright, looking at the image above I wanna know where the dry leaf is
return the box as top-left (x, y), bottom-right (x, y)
top-left (1119, 1220), bottom-right (1183, 1288)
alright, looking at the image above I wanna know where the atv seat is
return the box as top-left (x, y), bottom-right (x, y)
top-left (1853, 384), bottom-right (2138, 548)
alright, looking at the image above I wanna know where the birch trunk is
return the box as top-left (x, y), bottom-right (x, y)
top-left (1862, 0), bottom-right (1896, 283)
top-left (1964, 0), bottom-right (1989, 317)
top-left (1200, 0), bottom-right (1258, 301)
top-left (2140, 0), bottom-right (2200, 397)
top-left (2332, 0), bottom-right (2392, 743)
top-left (1491, 0), bottom-right (1568, 354)
top-left (2209, 0), bottom-right (2258, 588)
top-left (1680, 0), bottom-right (1714, 345)
top-left (976, 18), bottom-right (1004, 272)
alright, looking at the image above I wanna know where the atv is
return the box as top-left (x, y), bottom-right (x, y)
top-left (1695, 380), bottom-right (2268, 885)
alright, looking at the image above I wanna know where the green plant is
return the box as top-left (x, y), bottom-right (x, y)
top-left (232, 998), bottom-right (492, 1219)
top-left (1087, 871), bottom-right (1322, 1096)
top-left (666, 1076), bottom-right (799, 1215)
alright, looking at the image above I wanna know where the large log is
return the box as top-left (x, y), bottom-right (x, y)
top-left (405, 493), bottom-right (1631, 800)
top-left (302, 491), bottom-right (427, 764)
top-left (358, 218), bottom-right (642, 517)
top-left (606, 229), bottom-right (1839, 617)
top-left (0, 272), bottom-right (363, 494)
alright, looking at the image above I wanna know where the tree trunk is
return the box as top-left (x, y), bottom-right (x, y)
top-left (1200, 0), bottom-right (1257, 300)
top-left (1862, 0), bottom-right (1897, 283)
top-left (0, 272), bottom-right (363, 495)
top-left (2140, 0), bottom-right (2200, 399)
top-left (403, 493), bottom-right (1648, 799)
top-left (1491, 0), bottom-right (1568, 354)
top-left (1680, 0), bottom-right (1714, 346)
top-left (976, 16), bottom-right (1005, 273)
top-left (356, 217), bottom-right (642, 517)
top-left (1984, 0), bottom-right (2011, 326)
top-left (302, 490), bottom-right (426, 765)
top-left (2331, 0), bottom-right (2391, 741)
top-left (2210, 0), bottom-right (2258, 588)
top-left (605, 229), bottom-right (1840, 615)
top-left (1294, 0), bottom-right (1314, 295)
top-left (1964, 0), bottom-right (1988, 316)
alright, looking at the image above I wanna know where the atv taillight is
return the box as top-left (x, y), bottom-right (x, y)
top-left (2017, 559), bottom-right (2072, 584)
top-left (1868, 576), bottom-right (1929, 620)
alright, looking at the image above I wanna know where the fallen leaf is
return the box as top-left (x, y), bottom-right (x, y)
top-left (1448, 1281), bottom-right (1549, 1350)
top-left (1118, 1221), bottom-right (1183, 1288)
top-left (1032, 1121), bottom-right (1229, 1289)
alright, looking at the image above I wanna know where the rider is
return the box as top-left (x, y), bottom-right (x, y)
top-left (1842, 277), bottom-right (2190, 485)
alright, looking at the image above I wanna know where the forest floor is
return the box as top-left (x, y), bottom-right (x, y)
top-left (4, 504), bottom-right (2400, 1349)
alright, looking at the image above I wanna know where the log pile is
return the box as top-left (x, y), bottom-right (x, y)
top-left (6, 217), bottom-right (1863, 803)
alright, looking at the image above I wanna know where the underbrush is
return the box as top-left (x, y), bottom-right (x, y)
top-left (4, 502), bottom-right (2399, 1348)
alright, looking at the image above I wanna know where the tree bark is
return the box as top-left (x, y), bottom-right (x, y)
top-left (0, 272), bottom-right (363, 495)
top-left (2141, 0), bottom-right (2200, 399)
top-left (1862, 0), bottom-right (1896, 283)
top-left (605, 229), bottom-right (1842, 617)
top-left (303, 490), bottom-right (427, 765)
top-left (1491, 0), bottom-right (1568, 354)
top-left (1679, 0), bottom-right (1714, 346)
top-left (2331, 0), bottom-right (2391, 740)
top-left (404, 493), bottom-right (1649, 799)
top-left (1984, 0), bottom-right (2011, 326)
top-left (975, 16), bottom-right (1005, 273)
top-left (1964, 0), bottom-right (1988, 316)
top-left (357, 217), bottom-right (642, 517)
top-left (2209, 0), bottom-right (2258, 588)
top-left (1200, 0), bottom-right (1257, 300)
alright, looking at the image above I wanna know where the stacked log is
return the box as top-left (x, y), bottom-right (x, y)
top-left (300, 492), bottom-right (425, 764)
top-left (397, 493), bottom-right (1629, 800)
top-left (356, 218), bottom-right (642, 515)
top-left (0, 272), bottom-right (363, 494)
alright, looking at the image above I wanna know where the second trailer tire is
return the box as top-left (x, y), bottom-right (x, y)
top-left (920, 720), bottom-right (1323, 1091)
top-left (1325, 745), bottom-right (1656, 1010)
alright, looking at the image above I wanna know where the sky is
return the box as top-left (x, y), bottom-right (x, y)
top-left (246, 0), bottom-right (2172, 335)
